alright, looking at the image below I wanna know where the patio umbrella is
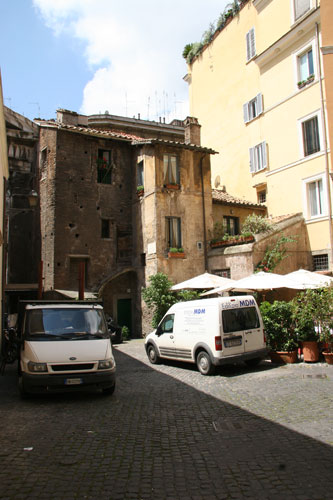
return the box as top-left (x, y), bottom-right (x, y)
top-left (201, 271), bottom-right (304, 296)
top-left (285, 269), bottom-right (333, 288)
top-left (171, 272), bottom-right (236, 291)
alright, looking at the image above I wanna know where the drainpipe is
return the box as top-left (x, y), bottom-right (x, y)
top-left (316, 22), bottom-right (333, 270)
top-left (200, 155), bottom-right (208, 271)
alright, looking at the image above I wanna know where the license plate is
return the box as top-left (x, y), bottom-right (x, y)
top-left (224, 337), bottom-right (242, 348)
top-left (65, 378), bottom-right (83, 385)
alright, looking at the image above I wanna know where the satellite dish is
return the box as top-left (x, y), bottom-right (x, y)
top-left (214, 175), bottom-right (221, 188)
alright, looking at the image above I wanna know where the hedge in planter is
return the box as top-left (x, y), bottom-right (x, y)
top-left (291, 288), bottom-right (333, 362)
top-left (260, 300), bottom-right (298, 363)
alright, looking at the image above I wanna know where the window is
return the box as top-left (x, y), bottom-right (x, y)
top-left (213, 269), bottom-right (231, 279)
top-left (97, 149), bottom-right (112, 184)
top-left (298, 47), bottom-right (314, 84)
top-left (249, 142), bottom-right (267, 173)
top-left (302, 115), bottom-right (320, 156)
top-left (101, 219), bottom-right (110, 239)
top-left (303, 174), bottom-right (327, 220)
top-left (294, 0), bottom-right (311, 21)
top-left (159, 314), bottom-right (174, 334)
top-left (163, 154), bottom-right (180, 185)
top-left (313, 254), bottom-right (329, 271)
top-left (246, 28), bottom-right (256, 62)
top-left (257, 189), bottom-right (267, 204)
top-left (308, 179), bottom-right (323, 217)
top-left (166, 217), bottom-right (181, 249)
top-left (243, 94), bottom-right (263, 123)
top-left (137, 160), bottom-right (144, 187)
top-left (223, 216), bottom-right (240, 236)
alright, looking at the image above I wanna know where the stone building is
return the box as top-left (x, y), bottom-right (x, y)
top-left (4, 106), bottom-right (40, 314)
top-left (37, 110), bottom-right (216, 336)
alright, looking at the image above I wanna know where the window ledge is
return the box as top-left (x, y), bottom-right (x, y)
top-left (305, 215), bottom-right (329, 224)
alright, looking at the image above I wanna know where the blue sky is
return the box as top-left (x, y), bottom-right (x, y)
top-left (0, 0), bottom-right (229, 122)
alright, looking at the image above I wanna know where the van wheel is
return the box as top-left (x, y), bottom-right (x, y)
top-left (245, 357), bottom-right (261, 368)
top-left (147, 344), bottom-right (160, 364)
top-left (196, 351), bottom-right (215, 376)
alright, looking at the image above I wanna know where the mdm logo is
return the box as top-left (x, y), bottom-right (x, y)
top-left (239, 299), bottom-right (255, 307)
top-left (194, 308), bottom-right (206, 315)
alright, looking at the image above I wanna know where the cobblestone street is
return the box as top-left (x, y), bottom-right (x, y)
top-left (0, 339), bottom-right (332, 500)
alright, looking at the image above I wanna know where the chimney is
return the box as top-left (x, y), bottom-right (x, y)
top-left (184, 116), bottom-right (201, 146)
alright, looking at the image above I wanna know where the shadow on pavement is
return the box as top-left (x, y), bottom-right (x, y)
top-left (0, 350), bottom-right (332, 499)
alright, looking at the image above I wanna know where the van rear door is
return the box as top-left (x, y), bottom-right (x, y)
top-left (221, 302), bottom-right (262, 357)
top-left (221, 306), bottom-right (245, 357)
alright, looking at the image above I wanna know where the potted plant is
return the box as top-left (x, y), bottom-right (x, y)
top-left (137, 185), bottom-right (144, 197)
top-left (260, 301), bottom-right (298, 364)
top-left (315, 287), bottom-right (333, 364)
top-left (168, 247), bottom-right (185, 258)
top-left (165, 182), bottom-right (180, 191)
top-left (298, 80), bottom-right (307, 89)
top-left (292, 290), bottom-right (320, 362)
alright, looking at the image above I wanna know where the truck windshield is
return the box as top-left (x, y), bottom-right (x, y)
top-left (222, 307), bottom-right (260, 334)
top-left (24, 308), bottom-right (108, 339)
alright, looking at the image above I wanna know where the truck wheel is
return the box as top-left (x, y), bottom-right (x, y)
top-left (196, 351), bottom-right (215, 375)
top-left (102, 383), bottom-right (115, 396)
top-left (147, 344), bottom-right (160, 364)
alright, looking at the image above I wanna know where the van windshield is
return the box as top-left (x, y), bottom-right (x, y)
top-left (24, 308), bottom-right (108, 340)
top-left (222, 307), bottom-right (260, 333)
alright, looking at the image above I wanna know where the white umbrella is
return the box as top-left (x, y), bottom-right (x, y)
top-left (171, 272), bottom-right (236, 291)
top-left (201, 271), bottom-right (304, 296)
top-left (285, 269), bottom-right (333, 288)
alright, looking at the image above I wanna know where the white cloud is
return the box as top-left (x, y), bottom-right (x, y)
top-left (33, 0), bottom-right (228, 121)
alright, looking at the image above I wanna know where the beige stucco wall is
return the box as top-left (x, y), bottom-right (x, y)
top-left (187, 0), bottom-right (332, 269)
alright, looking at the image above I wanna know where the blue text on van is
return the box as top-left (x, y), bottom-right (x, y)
top-left (194, 308), bottom-right (206, 314)
top-left (239, 299), bottom-right (255, 307)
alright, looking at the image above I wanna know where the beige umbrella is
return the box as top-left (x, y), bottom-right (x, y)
top-left (285, 269), bottom-right (333, 288)
top-left (201, 271), bottom-right (304, 296)
top-left (171, 272), bottom-right (236, 291)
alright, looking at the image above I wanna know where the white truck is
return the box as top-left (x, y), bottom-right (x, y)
top-left (17, 300), bottom-right (116, 396)
top-left (145, 296), bottom-right (267, 375)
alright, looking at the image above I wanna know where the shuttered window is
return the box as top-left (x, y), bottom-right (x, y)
top-left (249, 142), bottom-right (267, 173)
top-left (243, 93), bottom-right (263, 123)
top-left (246, 28), bottom-right (256, 61)
top-left (294, 0), bottom-right (311, 20)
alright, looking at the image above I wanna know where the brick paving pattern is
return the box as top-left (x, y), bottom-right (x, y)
top-left (0, 339), bottom-right (332, 499)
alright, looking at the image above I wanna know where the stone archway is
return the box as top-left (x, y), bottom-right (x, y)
top-left (99, 269), bottom-right (140, 338)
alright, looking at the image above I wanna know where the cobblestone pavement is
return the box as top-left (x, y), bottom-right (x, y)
top-left (0, 339), bottom-right (332, 500)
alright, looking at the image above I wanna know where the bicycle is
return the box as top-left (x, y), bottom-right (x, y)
top-left (0, 328), bottom-right (19, 375)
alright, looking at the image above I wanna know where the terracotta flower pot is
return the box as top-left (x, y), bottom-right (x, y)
top-left (168, 252), bottom-right (185, 259)
top-left (269, 350), bottom-right (298, 364)
top-left (302, 341), bottom-right (319, 362)
top-left (322, 351), bottom-right (333, 365)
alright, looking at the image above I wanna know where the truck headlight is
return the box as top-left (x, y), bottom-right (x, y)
top-left (98, 358), bottom-right (115, 370)
top-left (28, 361), bottom-right (47, 372)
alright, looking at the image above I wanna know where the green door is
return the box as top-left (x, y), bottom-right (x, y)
top-left (117, 299), bottom-right (132, 335)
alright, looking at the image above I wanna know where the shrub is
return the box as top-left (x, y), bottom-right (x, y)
top-left (260, 301), bottom-right (297, 352)
top-left (241, 214), bottom-right (275, 235)
top-left (291, 288), bottom-right (333, 347)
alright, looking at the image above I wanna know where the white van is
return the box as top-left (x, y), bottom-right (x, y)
top-left (17, 301), bottom-right (116, 396)
top-left (145, 296), bottom-right (266, 375)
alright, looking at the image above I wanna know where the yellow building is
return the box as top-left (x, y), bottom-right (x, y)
top-left (186, 0), bottom-right (333, 273)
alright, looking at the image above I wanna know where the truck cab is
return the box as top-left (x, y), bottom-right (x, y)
top-left (17, 300), bottom-right (116, 396)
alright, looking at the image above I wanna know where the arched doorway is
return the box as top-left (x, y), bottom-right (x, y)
top-left (99, 269), bottom-right (139, 338)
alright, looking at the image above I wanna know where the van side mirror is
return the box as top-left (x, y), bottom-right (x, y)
top-left (156, 325), bottom-right (163, 336)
